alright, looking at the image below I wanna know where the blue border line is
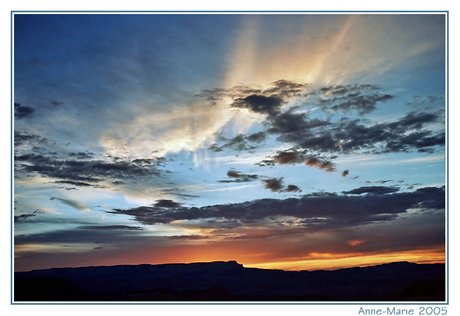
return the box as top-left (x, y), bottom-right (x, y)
top-left (10, 10), bottom-right (449, 306)
top-left (10, 302), bottom-right (450, 306)
top-left (10, 10), bottom-right (14, 306)
top-left (10, 10), bottom-right (449, 13)
top-left (445, 10), bottom-right (449, 306)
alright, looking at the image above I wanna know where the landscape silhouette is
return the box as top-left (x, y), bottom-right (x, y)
top-left (14, 260), bottom-right (445, 302)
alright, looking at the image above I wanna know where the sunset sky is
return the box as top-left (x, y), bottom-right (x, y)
top-left (13, 13), bottom-right (446, 272)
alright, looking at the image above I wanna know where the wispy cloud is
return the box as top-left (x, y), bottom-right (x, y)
top-left (49, 197), bottom-right (90, 212)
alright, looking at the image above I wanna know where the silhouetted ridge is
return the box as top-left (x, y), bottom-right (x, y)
top-left (15, 261), bottom-right (445, 302)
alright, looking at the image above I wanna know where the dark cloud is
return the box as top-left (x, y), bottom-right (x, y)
top-left (222, 82), bottom-right (443, 156)
top-left (202, 82), bottom-right (443, 156)
top-left (273, 111), bottom-right (444, 154)
top-left (319, 84), bottom-right (380, 95)
top-left (208, 143), bottom-right (224, 152)
top-left (387, 112), bottom-right (440, 131)
top-left (15, 153), bottom-right (162, 186)
top-left (53, 180), bottom-right (92, 187)
top-left (245, 131), bottom-right (267, 143)
top-left (219, 170), bottom-right (259, 183)
top-left (405, 95), bottom-right (442, 107)
top-left (259, 151), bottom-right (336, 173)
top-left (329, 93), bottom-right (393, 115)
top-left (14, 102), bottom-right (36, 119)
top-left (272, 151), bottom-right (304, 165)
top-left (342, 186), bottom-right (400, 195)
top-left (267, 111), bottom-right (330, 135)
top-left (108, 187), bottom-right (445, 230)
top-left (14, 131), bottom-right (47, 147)
top-left (104, 199), bottom-right (182, 225)
top-left (318, 84), bottom-right (392, 115)
top-left (159, 188), bottom-right (200, 199)
top-left (14, 210), bottom-right (43, 222)
top-left (68, 152), bottom-right (94, 160)
top-left (153, 199), bottom-right (182, 208)
top-left (199, 80), bottom-right (307, 107)
top-left (108, 206), bottom-right (184, 225)
top-left (76, 225), bottom-right (144, 230)
top-left (285, 184), bottom-right (302, 192)
top-left (260, 177), bottom-right (301, 193)
top-left (217, 134), bottom-right (254, 151)
top-left (267, 111), bottom-right (308, 134)
top-left (232, 94), bottom-right (283, 117)
top-left (262, 80), bottom-right (308, 98)
top-left (254, 159), bottom-right (276, 167)
top-left (166, 235), bottom-right (210, 240)
top-left (305, 157), bottom-right (335, 172)
top-left (208, 132), bottom-right (267, 152)
top-left (262, 178), bottom-right (285, 192)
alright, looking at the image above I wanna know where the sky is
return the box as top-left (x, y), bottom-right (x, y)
top-left (13, 13), bottom-right (447, 272)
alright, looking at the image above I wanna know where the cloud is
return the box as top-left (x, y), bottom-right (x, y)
top-left (232, 94), bottom-right (283, 117)
top-left (97, 78), bottom-right (443, 166)
top-left (108, 186), bottom-right (445, 230)
top-left (14, 225), bottom-right (156, 247)
top-left (272, 151), bottom-right (304, 165)
top-left (304, 157), bottom-right (335, 172)
top-left (273, 111), bottom-right (444, 154)
top-left (318, 84), bottom-right (393, 115)
top-left (262, 178), bottom-right (285, 192)
top-left (14, 131), bottom-right (47, 147)
top-left (159, 188), bottom-right (200, 199)
top-left (268, 111), bottom-right (330, 135)
top-left (53, 180), bottom-right (92, 187)
top-left (209, 134), bottom-right (255, 152)
top-left (209, 131), bottom-right (267, 153)
top-left (200, 80), bottom-right (307, 107)
top-left (166, 235), bottom-right (210, 240)
top-left (330, 93), bottom-right (393, 114)
top-left (14, 102), bottom-right (36, 119)
top-left (104, 199), bottom-right (183, 225)
top-left (153, 199), bottom-right (182, 208)
top-left (15, 153), bottom-right (162, 187)
top-left (14, 210), bottom-right (44, 222)
top-left (285, 184), bottom-right (302, 192)
top-left (262, 150), bottom-right (336, 172)
top-left (208, 80), bottom-right (444, 157)
top-left (49, 197), bottom-right (90, 211)
top-left (342, 186), bottom-right (400, 195)
top-left (387, 111), bottom-right (440, 131)
top-left (262, 79), bottom-right (309, 97)
top-left (68, 152), bottom-right (94, 160)
top-left (76, 225), bottom-right (144, 230)
top-left (245, 131), bottom-right (267, 143)
top-left (254, 159), bottom-right (276, 167)
top-left (219, 170), bottom-right (259, 183)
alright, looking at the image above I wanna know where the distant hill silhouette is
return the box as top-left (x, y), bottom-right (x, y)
top-left (14, 261), bottom-right (445, 302)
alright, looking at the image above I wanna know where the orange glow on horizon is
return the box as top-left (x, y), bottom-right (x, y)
top-left (243, 249), bottom-right (445, 271)
top-left (14, 240), bottom-right (445, 273)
